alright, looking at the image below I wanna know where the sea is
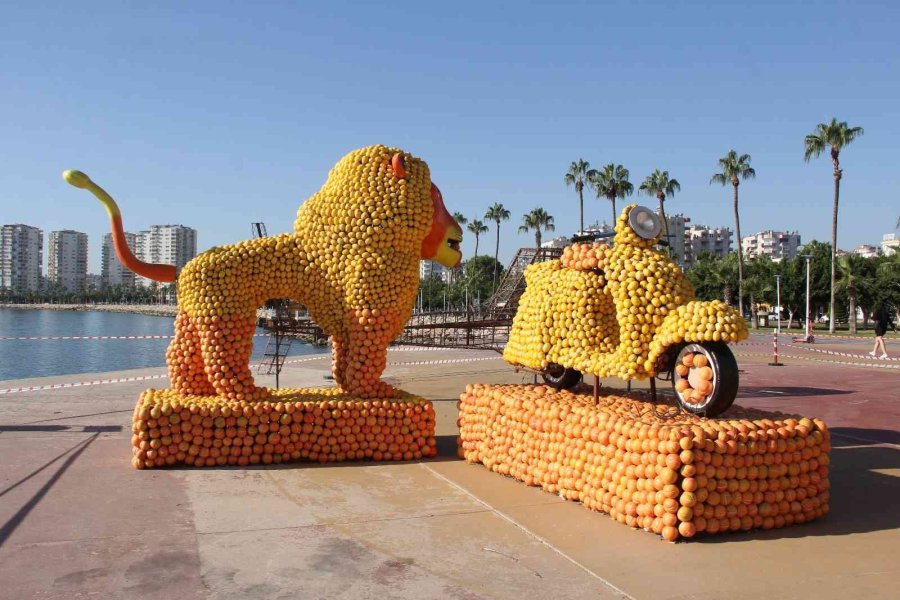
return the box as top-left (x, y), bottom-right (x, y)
top-left (0, 308), bottom-right (327, 381)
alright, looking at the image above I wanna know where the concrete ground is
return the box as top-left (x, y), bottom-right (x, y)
top-left (0, 338), bottom-right (898, 600)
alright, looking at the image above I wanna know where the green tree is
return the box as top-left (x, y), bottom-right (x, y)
top-left (450, 255), bottom-right (504, 310)
top-left (744, 257), bottom-right (776, 329)
top-left (638, 169), bottom-right (680, 246)
top-left (710, 150), bottom-right (756, 319)
top-left (804, 118), bottom-right (864, 333)
top-left (484, 203), bottom-right (511, 291)
top-left (518, 207), bottom-right (556, 248)
top-left (564, 159), bottom-right (597, 232)
top-left (467, 219), bottom-right (488, 257)
top-left (836, 254), bottom-right (873, 333)
top-left (592, 163), bottom-right (633, 225)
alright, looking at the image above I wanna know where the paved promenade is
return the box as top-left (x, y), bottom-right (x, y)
top-left (1, 342), bottom-right (897, 599)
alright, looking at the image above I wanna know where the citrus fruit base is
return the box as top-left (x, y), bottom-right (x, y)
top-left (457, 384), bottom-right (830, 541)
top-left (131, 387), bottom-right (436, 469)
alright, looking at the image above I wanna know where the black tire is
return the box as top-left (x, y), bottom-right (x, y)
top-left (541, 364), bottom-right (583, 390)
top-left (671, 343), bottom-right (739, 417)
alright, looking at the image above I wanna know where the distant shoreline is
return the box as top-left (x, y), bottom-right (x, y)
top-left (0, 303), bottom-right (178, 317)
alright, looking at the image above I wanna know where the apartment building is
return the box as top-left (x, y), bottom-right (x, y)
top-left (47, 230), bottom-right (89, 292)
top-left (101, 232), bottom-right (137, 288)
top-left (741, 230), bottom-right (801, 262)
top-left (134, 225), bottom-right (197, 287)
top-left (683, 224), bottom-right (733, 269)
top-left (0, 224), bottom-right (43, 292)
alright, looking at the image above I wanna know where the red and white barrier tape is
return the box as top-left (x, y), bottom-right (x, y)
top-left (0, 354), bottom-right (502, 395)
top-left (0, 333), bottom-right (270, 341)
top-left (787, 343), bottom-right (900, 362)
top-left (0, 374), bottom-right (168, 395)
top-left (734, 351), bottom-right (900, 370)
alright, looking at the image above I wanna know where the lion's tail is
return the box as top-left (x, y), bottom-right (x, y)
top-left (62, 170), bottom-right (177, 283)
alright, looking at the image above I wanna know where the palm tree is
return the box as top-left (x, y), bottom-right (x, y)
top-left (638, 169), bottom-right (681, 246)
top-left (564, 159), bottom-right (597, 232)
top-left (836, 254), bottom-right (872, 334)
top-left (485, 203), bottom-right (511, 291)
top-left (710, 150), bottom-right (756, 319)
top-left (467, 219), bottom-right (488, 258)
top-left (804, 118), bottom-right (865, 333)
top-left (592, 163), bottom-right (633, 225)
top-left (518, 208), bottom-right (556, 248)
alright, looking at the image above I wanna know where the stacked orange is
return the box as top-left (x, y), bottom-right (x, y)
top-left (132, 388), bottom-right (436, 469)
top-left (458, 384), bottom-right (830, 541)
top-left (560, 242), bottom-right (611, 271)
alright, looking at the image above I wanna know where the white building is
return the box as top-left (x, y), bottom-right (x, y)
top-left (135, 225), bottom-right (197, 287)
top-left (741, 230), bottom-right (801, 262)
top-left (47, 230), bottom-right (89, 292)
top-left (684, 224), bottom-right (733, 269)
top-left (419, 259), bottom-right (445, 280)
top-left (852, 244), bottom-right (879, 259)
top-left (0, 224), bottom-right (43, 292)
top-left (661, 213), bottom-right (690, 269)
top-left (541, 236), bottom-right (571, 249)
top-left (102, 232), bottom-right (137, 288)
top-left (882, 233), bottom-right (898, 256)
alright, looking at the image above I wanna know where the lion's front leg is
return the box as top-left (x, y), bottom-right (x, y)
top-left (339, 307), bottom-right (403, 399)
top-left (330, 335), bottom-right (349, 389)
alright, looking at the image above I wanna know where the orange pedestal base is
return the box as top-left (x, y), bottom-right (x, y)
top-left (457, 384), bottom-right (830, 541)
top-left (131, 388), bottom-right (436, 469)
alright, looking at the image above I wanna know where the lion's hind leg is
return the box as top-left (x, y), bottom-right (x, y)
top-left (167, 311), bottom-right (216, 396)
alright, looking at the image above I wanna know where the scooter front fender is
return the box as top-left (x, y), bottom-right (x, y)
top-left (645, 300), bottom-right (748, 373)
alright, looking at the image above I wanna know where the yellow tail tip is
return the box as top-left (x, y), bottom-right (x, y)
top-left (63, 169), bottom-right (91, 188)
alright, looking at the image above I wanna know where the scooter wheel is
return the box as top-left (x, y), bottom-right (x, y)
top-left (671, 343), bottom-right (739, 417)
top-left (541, 364), bottom-right (583, 390)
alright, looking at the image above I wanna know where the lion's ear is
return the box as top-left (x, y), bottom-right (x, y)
top-left (391, 153), bottom-right (408, 179)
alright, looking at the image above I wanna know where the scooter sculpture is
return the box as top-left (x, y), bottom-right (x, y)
top-left (504, 204), bottom-right (749, 417)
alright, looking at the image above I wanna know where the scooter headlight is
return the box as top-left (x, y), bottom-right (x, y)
top-left (628, 206), bottom-right (662, 240)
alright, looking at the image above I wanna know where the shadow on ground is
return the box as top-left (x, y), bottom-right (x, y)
top-left (737, 386), bottom-right (851, 398)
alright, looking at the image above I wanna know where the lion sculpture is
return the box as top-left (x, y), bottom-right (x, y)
top-left (64, 145), bottom-right (463, 400)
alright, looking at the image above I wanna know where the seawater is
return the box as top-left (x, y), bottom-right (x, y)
top-left (0, 309), bottom-right (327, 381)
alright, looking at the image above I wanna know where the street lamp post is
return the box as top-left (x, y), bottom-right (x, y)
top-left (775, 273), bottom-right (781, 335)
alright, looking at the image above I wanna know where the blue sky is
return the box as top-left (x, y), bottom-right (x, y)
top-left (1, 1), bottom-right (898, 273)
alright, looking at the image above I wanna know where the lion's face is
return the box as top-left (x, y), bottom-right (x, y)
top-left (420, 183), bottom-right (463, 268)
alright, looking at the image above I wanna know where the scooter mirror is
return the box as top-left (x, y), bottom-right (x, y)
top-left (628, 206), bottom-right (662, 240)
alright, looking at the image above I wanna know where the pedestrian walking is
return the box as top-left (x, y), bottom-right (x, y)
top-left (869, 304), bottom-right (893, 359)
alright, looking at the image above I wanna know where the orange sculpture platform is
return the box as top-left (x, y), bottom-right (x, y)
top-left (457, 384), bottom-right (830, 541)
top-left (131, 388), bottom-right (436, 469)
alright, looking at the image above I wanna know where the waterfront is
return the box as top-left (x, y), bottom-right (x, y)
top-left (0, 308), bottom-right (327, 381)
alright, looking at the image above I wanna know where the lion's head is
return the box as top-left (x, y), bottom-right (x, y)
top-left (295, 145), bottom-right (463, 268)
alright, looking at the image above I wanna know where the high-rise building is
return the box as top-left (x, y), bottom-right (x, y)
top-left (48, 230), bottom-right (89, 292)
top-left (0, 224), bottom-right (43, 292)
top-left (741, 230), bottom-right (801, 262)
top-left (683, 224), bottom-right (733, 269)
top-left (419, 259), bottom-right (445, 280)
top-left (134, 225), bottom-right (197, 287)
top-left (102, 232), bottom-right (137, 288)
top-left (660, 213), bottom-right (690, 269)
